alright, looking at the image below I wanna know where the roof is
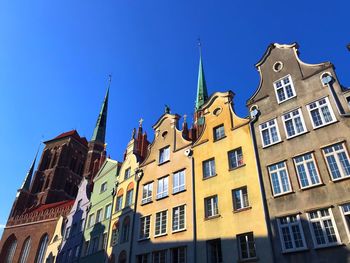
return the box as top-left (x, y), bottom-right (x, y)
top-left (44, 130), bottom-right (88, 146)
top-left (25, 199), bottom-right (75, 214)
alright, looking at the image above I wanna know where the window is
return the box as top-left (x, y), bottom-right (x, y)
top-left (171, 247), bottom-right (186, 263)
top-left (307, 97), bottom-right (336, 128)
top-left (116, 195), bottom-right (123, 211)
top-left (89, 236), bottom-right (99, 254)
top-left (139, 215), bottom-right (151, 240)
top-left (137, 254), bottom-right (149, 263)
top-left (83, 241), bottom-right (89, 256)
top-left (282, 108), bottom-right (307, 138)
top-left (87, 214), bottom-right (95, 228)
top-left (19, 237), bottom-right (31, 263)
top-left (232, 187), bottom-right (249, 211)
top-left (155, 210), bottom-right (167, 236)
top-left (105, 203), bottom-right (112, 219)
top-left (206, 239), bottom-right (222, 263)
top-left (308, 208), bottom-right (340, 248)
top-left (96, 208), bottom-right (103, 223)
top-left (74, 245), bottom-right (80, 259)
top-left (142, 182), bottom-right (153, 204)
top-left (237, 232), bottom-right (257, 260)
top-left (125, 189), bottom-right (134, 206)
top-left (4, 238), bottom-right (17, 263)
top-left (228, 148), bottom-right (244, 169)
top-left (159, 146), bottom-right (170, 164)
top-left (294, 153), bottom-right (321, 188)
top-left (205, 195), bottom-right (219, 218)
top-left (340, 204), bottom-right (350, 241)
top-left (65, 227), bottom-right (71, 239)
top-left (268, 162), bottom-right (292, 196)
top-left (157, 177), bottom-right (168, 199)
top-left (274, 75), bottom-right (296, 103)
top-left (100, 182), bottom-right (107, 193)
top-left (213, 125), bottom-right (225, 141)
top-left (259, 119), bottom-right (281, 147)
top-left (277, 215), bottom-right (307, 252)
top-left (152, 250), bottom-right (167, 263)
top-left (173, 170), bottom-right (185, 194)
top-left (172, 205), bottom-right (185, 232)
top-left (111, 222), bottom-right (120, 246)
top-left (121, 217), bottom-right (130, 243)
top-left (203, 158), bottom-right (216, 179)
top-left (124, 167), bottom-right (131, 180)
top-left (35, 234), bottom-right (49, 263)
top-left (323, 143), bottom-right (350, 181)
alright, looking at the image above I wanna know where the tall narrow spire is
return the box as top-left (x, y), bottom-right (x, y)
top-left (195, 40), bottom-right (208, 110)
top-left (21, 147), bottom-right (40, 191)
top-left (91, 75), bottom-right (111, 143)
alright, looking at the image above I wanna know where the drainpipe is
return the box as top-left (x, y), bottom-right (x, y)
top-left (190, 154), bottom-right (197, 263)
top-left (248, 108), bottom-right (276, 263)
top-left (321, 74), bottom-right (350, 117)
top-left (105, 181), bottom-right (118, 263)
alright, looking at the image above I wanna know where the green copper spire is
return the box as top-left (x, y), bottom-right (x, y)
top-left (195, 41), bottom-right (208, 110)
top-left (21, 148), bottom-right (39, 191)
top-left (91, 76), bottom-right (110, 143)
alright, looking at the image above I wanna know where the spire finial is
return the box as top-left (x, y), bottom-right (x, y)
top-left (21, 143), bottom-right (41, 191)
top-left (183, 114), bottom-right (187, 122)
top-left (139, 118), bottom-right (144, 127)
top-left (197, 38), bottom-right (202, 57)
top-left (195, 39), bottom-right (208, 110)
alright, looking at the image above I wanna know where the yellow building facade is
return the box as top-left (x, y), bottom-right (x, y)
top-left (192, 91), bottom-right (273, 262)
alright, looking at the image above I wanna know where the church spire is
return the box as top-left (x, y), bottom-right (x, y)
top-left (91, 75), bottom-right (110, 143)
top-left (195, 40), bottom-right (208, 110)
top-left (21, 147), bottom-right (39, 191)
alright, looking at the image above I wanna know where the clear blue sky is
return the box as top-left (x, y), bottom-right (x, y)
top-left (0, 0), bottom-right (349, 235)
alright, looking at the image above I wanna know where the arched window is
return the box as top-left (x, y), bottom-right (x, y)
top-left (121, 216), bottom-right (130, 243)
top-left (118, 250), bottom-right (127, 263)
top-left (125, 183), bottom-right (134, 207)
top-left (111, 221), bottom-right (120, 246)
top-left (19, 237), bottom-right (31, 263)
top-left (3, 235), bottom-right (17, 263)
top-left (35, 234), bottom-right (49, 263)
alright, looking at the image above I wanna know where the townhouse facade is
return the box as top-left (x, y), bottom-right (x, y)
top-left (247, 43), bottom-right (350, 263)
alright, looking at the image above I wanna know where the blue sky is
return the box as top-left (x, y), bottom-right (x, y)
top-left (0, 0), bottom-right (349, 235)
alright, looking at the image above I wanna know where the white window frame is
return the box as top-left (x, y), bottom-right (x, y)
top-left (307, 208), bottom-right (341, 248)
top-left (125, 189), bottom-right (134, 207)
top-left (155, 210), bottom-right (168, 237)
top-left (307, 97), bottom-right (336, 129)
top-left (141, 182), bottom-right (153, 204)
top-left (323, 142), bottom-right (350, 181)
top-left (156, 176), bottom-right (169, 199)
top-left (205, 195), bottom-right (219, 218)
top-left (228, 147), bottom-right (244, 169)
top-left (213, 124), bottom-right (225, 141)
top-left (104, 203), bottom-right (112, 220)
top-left (152, 250), bottom-right (167, 263)
top-left (115, 195), bottom-right (123, 211)
top-left (268, 161), bottom-right (292, 197)
top-left (277, 214), bottom-right (307, 252)
top-left (124, 167), bottom-right (131, 180)
top-left (237, 232), bottom-right (257, 260)
top-left (159, 146), bottom-right (170, 164)
top-left (293, 153), bottom-right (322, 189)
top-left (259, 119), bottom-right (281, 147)
top-left (100, 182), bottom-right (107, 193)
top-left (173, 170), bottom-right (185, 194)
top-left (339, 203), bottom-right (350, 242)
top-left (171, 247), bottom-right (186, 263)
top-left (87, 214), bottom-right (95, 228)
top-left (203, 158), bottom-right (216, 179)
top-left (96, 208), bottom-right (103, 223)
top-left (172, 205), bottom-right (186, 232)
top-left (139, 215), bottom-right (151, 240)
top-left (282, 108), bottom-right (307, 139)
top-left (273, 74), bottom-right (296, 103)
top-left (232, 187), bottom-right (249, 211)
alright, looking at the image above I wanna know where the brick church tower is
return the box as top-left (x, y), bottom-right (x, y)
top-left (0, 84), bottom-right (110, 263)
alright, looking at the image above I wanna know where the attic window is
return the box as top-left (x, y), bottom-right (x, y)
top-left (162, 131), bottom-right (168, 138)
top-left (273, 61), bottom-right (283, 72)
top-left (213, 107), bottom-right (222, 116)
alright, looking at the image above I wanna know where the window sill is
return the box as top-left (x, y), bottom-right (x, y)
top-left (277, 94), bottom-right (297, 105)
top-left (233, 206), bottom-right (252, 213)
top-left (138, 237), bottom-right (150, 242)
top-left (262, 140), bottom-right (283, 149)
top-left (140, 200), bottom-right (153, 206)
top-left (154, 233), bottom-right (167, 238)
top-left (204, 214), bottom-right (221, 221)
top-left (286, 131), bottom-right (309, 140)
top-left (172, 189), bottom-right (186, 195)
top-left (172, 228), bottom-right (187, 234)
top-left (273, 191), bottom-right (295, 198)
top-left (213, 135), bottom-right (227, 142)
top-left (229, 164), bottom-right (246, 171)
top-left (158, 159), bottom-right (170, 166)
top-left (298, 183), bottom-right (325, 191)
top-left (281, 248), bottom-right (309, 254)
top-left (314, 242), bottom-right (345, 250)
top-left (312, 120), bottom-right (338, 130)
top-left (330, 176), bottom-right (350, 183)
top-left (156, 195), bottom-right (169, 201)
top-left (203, 174), bottom-right (218, 181)
top-left (238, 256), bottom-right (259, 263)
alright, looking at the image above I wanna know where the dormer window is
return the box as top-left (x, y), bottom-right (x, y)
top-left (159, 146), bottom-right (170, 164)
top-left (273, 75), bottom-right (296, 103)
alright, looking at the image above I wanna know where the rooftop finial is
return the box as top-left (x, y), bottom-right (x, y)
top-left (195, 38), bottom-right (208, 110)
top-left (139, 118), bottom-right (144, 127)
top-left (197, 37), bottom-right (202, 56)
top-left (183, 114), bottom-right (187, 122)
top-left (165, 105), bottom-right (171, 114)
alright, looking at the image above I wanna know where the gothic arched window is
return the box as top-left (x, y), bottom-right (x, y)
top-left (121, 216), bottom-right (130, 243)
top-left (3, 235), bottom-right (17, 263)
top-left (35, 234), bottom-right (49, 263)
top-left (111, 221), bottom-right (120, 246)
top-left (19, 237), bottom-right (31, 263)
